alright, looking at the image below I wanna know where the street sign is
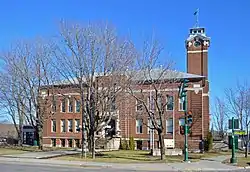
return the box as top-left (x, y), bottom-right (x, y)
top-left (229, 119), bottom-right (239, 129)
top-left (234, 130), bottom-right (246, 135)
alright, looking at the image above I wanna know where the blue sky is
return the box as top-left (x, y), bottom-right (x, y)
top-left (0, 0), bottom-right (249, 112)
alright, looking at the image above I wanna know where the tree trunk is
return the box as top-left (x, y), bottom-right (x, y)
top-left (158, 130), bottom-right (165, 160)
top-left (245, 142), bottom-right (248, 158)
top-left (38, 125), bottom-right (43, 150)
top-left (92, 132), bottom-right (95, 159)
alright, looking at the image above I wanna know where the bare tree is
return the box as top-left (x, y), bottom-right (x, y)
top-left (126, 39), bottom-right (178, 160)
top-left (213, 97), bottom-right (228, 140)
top-left (53, 21), bottom-right (136, 158)
top-left (0, 39), bottom-right (56, 150)
top-left (225, 82), bottom-right (250, 157)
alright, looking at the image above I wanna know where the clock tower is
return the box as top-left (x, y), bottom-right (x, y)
top-left (186, 27), bottom-right (210, 140)
top-left (186, 27), bottom-right (210, 78)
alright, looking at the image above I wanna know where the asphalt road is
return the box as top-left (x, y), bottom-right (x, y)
top-left (0, 162), bottom-right (134, 172)
top-left (0, 161), bottom-right (249, 172)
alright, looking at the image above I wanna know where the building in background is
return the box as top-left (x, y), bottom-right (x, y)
top-left (41, 25), bottom-right (210, 151)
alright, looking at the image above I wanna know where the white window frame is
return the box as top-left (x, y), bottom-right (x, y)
top-left (52, 99), bottom-right (57, 113)
top-left (166, 95), bottom-right (174, 111)
top-left (51, 119), bottom-right (56, 133)
top-left (75, 100), bottom-right (81, 113)
top-left (147, 118), bottom-right (153, 134)
top-left (166, 118), bottom-right (173, 134)
top-left (179, 98), bottom-right (185, 111)
top-left (136, 119), bottom-right (143, 134)
top-left (68, 119), bottom-right (73, 132)
top-left (68, 99), bottom-right (73, 113)
top-left (61, 99), bottom-right (66, 112)
top-left (75, 119), bottom-right (80, 133)
top-left (61, 119), bottom-right (66, 133)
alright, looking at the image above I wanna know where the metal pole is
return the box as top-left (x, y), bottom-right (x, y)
top-left (230, 117), bottom-right (237, 164)
top-left (184, 97), bottom-right (189, 162)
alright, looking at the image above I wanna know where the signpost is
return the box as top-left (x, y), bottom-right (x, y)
top-left (178, 79), bottom-right (191, 162)
top-left (230, 117), bottom-right (237, 164)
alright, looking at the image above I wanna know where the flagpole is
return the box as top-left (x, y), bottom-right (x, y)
top-left (194, 8), bottom-right (199, 28)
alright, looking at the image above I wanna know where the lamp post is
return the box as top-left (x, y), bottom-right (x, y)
top-left (178, 79), bottom-right (189, 162)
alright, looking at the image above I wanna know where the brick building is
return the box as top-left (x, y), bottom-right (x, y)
top-left (42, 26), bottom-right (210, 151)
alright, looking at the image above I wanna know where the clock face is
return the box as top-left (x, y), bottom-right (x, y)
top-left (194, 41), bottom-right (201, 47)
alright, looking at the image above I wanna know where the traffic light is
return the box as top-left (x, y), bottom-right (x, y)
top-left (178, 79), bottom-right (189, 98)
top-left (187, 110), bottom-right (193, 124)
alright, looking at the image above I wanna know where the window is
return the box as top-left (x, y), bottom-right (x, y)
top-left (179, 118), bottom-right (185, 127)
top-left (147, 119), bottom-right (153, 134)
top-left (148, 95), bottom-right (155, 111)
top-left (75, 119), bottom-right (80, 132)
top-left (51, 119), bottom-right (56, 132)
top-left (60, 139), bottom-right (65, 147)
top-left (136, 119), bottom-right (143, 134)
top-left (51, 139), bottom-right (56, 147)
top-left (136, 100), bottom-right (143, 111)
top-left (179, 98), bottom-right (185, 111)
top-left (68, 139), bottom-right (73, 147)
top-left (68, 99), bottom-right (73, 112)
top-left (157, 94), bottom-right (163, 111)
top-left (61, 98), bottom-right (66, 112)
top-left (52, 98), bottom-right (57, 112)
top-left (166, 95), bottom-right (174, 111)
top-left (61, 119), bottom-right (66, 132)
top-left (75, 139), bottom-right (80, 148)
top-left (68, 119), bottom-right (73, 132)
top-left (166, 118), bottom-right (173, 134)
top-left (75, 100), bottom-right (81, 113)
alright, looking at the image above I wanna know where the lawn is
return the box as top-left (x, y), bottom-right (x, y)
top-left (0, 148), bottom-right (27, 155)
top-left (56, 150), bottom-right (232, 163)
top-left (223, 156), bottom-right (250, 167)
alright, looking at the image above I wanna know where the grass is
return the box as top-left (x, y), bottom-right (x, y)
top-left (223, 156), bottom-right (250, 167)
top-left (0, 148), bottom-right (27, 155)
top-left (55, 150), bottom-right (232, 163)
top-left (0, 145), bottom-right (73, 154)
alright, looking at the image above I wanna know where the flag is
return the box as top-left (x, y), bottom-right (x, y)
top-left (194, 8), bottom-right (199, 15)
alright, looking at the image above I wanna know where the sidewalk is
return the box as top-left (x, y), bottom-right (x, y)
top-left (0, 156), bottom-right (242, 171)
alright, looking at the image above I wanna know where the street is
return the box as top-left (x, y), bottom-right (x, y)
top-left (0, 162), bottom-right (135, 172)
top-left (0, 161), bottom-right (249, 172)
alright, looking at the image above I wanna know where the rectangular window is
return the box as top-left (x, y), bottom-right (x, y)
top-left (52, 98), bottom-right (57, 112)
top-left (75, 139), bottom-right (80, 148)
top-left (166, 95), bottom-right (174, 111)
top-left (75, 119), bottom-right (80, 132)
top-left (166, 118), bottom-right (173, 134)
top-left (51, 139), bottom-right (56, 147)
top-left (68, 99), bottom-right (73, 112)
top-left (61, 98), bottom-right (66, 112)
top-left (179, 118), bottom-right (185, 127)
top-left (148, 95), bottom-right (155, 111)
top-left (51, 119), bottom-right (56, 132)
top-left (136, 100), bottom-right (143, 112)
top-left (179, 98), bottom-right (185, 111)
top-left (68, 139), bottom-right (73, 147)
top-left (136, 119), bottom-right (143, 134)
top-left (61, 119), bottom-right (66, 132)
top-left (60, 139), bottom-right (65, 147)
top-left (68, 119), bottom-right (73, 132)
top-left (75, 100), bottom-right (81, 113)
top-left (147, 118), bottom-right (153, 134)
top-left (157, 94), bottom-right (163, 111)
